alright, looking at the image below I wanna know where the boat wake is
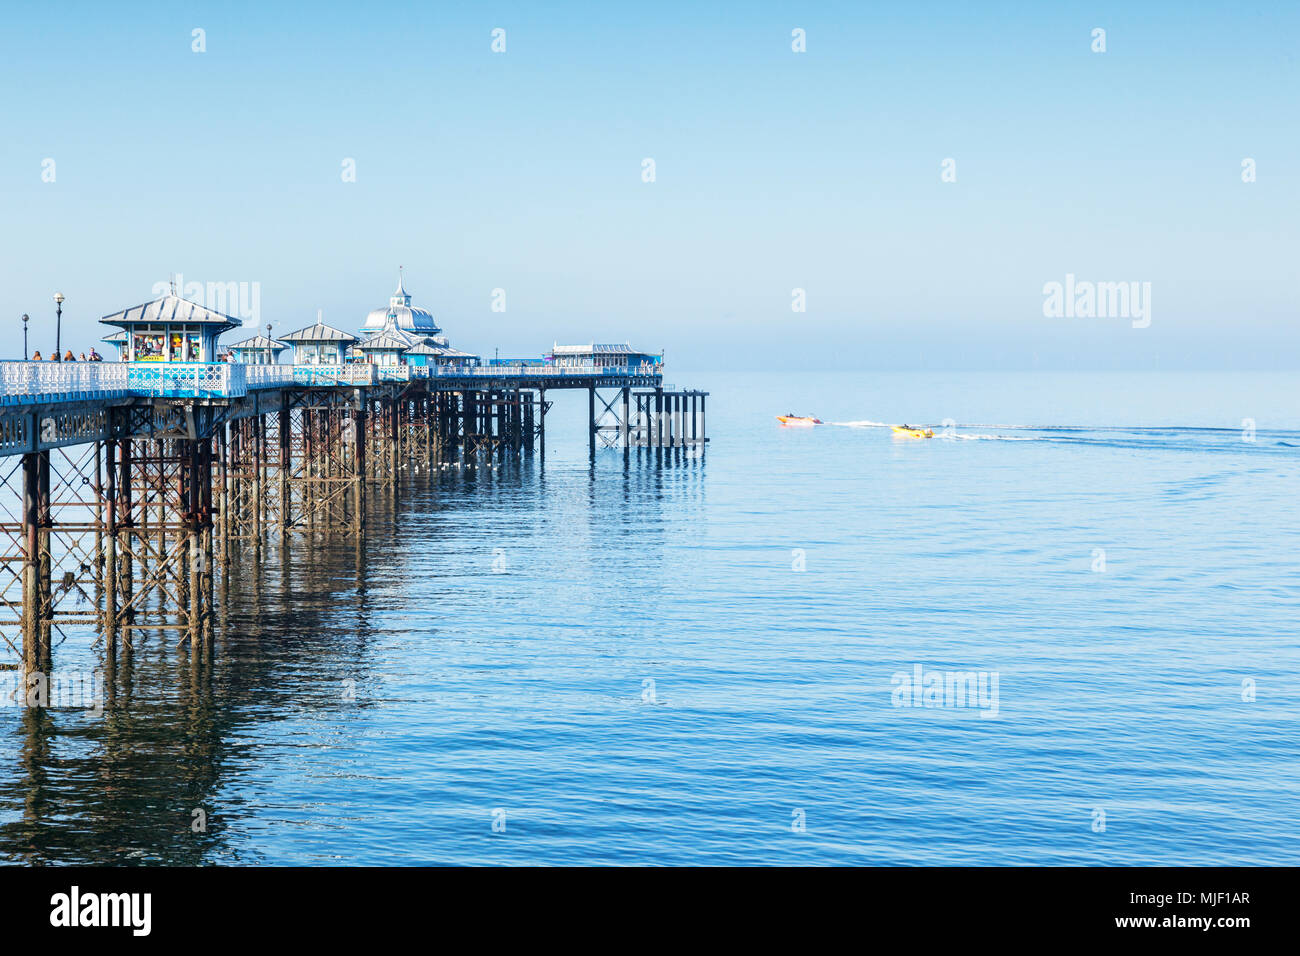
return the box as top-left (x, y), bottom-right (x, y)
top-left (823, 419), bottom-right (1300, 451)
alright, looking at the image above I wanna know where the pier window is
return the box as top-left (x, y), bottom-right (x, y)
top-left (134, 332), bottom-right (165, 361)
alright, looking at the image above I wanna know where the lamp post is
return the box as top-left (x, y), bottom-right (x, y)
top-left (266, 323), bottom-right (273, 365)
top-left (22, 314), bottom-right (29, 360)
top-left (53, 292), bottom-right (64, 362)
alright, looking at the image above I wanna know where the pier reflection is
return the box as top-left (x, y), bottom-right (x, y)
top-left (0, 479), bottom-right (408, 865)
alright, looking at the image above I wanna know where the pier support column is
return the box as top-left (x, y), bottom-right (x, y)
top-left (523, 394), bottom-right (534, 456)
top-left (511, 391), bottom-right (522, 454)
top-left (620, 387), bottom-right (630, 451)
top-left (388, 398), bottom-right (399, 484)
top-left (655, 387), bottom-right (664, 448)
top-left (217, 426), bottom-right (230, 565)
top-left (36, 451), bottom-right (52, 671)
top-left (20, 453), bottom-right (42, 679)
top-left (103, 439), bottom-right (119, 653)
top-left (251, 417), bottom-right (263, 552)
top-left (185, 439), bottom-right (204, 652)
top-left (424, 394), bottom-right (434, 466)
top-left (118, 440), bottom-right (135, 633)
top-left (201, 435), bottom-right (215, 645)
top-left (588, 385), bottom-right (596, 461)
top-left (279, 408), bottom-right (291, 536)
top-left (352, 399), bottom-right (367, 532)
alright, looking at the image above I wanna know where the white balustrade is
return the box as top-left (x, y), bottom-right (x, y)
top-left (245, 364), bottom-right (296, 390)
top-left (0, 361), bottom-right (131, 404)
top-left (0, 359), bottom-right (664, 405)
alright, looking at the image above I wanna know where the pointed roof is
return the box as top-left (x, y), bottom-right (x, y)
top-left (358, 324), bottom-right (415, 352)
top-left (100, 294), bottom-right (240, 331)
top-left (403, 340), bottom-right (442, 356)
top-left (391, 267), bottom-right (411, 308)
top-left (434, 345), bottom-right (478, 359)
top-left (279, 318), bottom-right (358, 343)
top-left (227, 334), bottom-right (287, 352)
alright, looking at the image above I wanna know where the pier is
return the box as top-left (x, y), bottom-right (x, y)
top-left (0, 292), bottom-right (706, 682)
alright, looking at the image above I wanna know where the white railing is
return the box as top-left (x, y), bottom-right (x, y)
top-left (0, 359), bottom-right (668, 405)
top-left (428, 364), bottom-right (662, 378)
top-left (0, 361), bottom-right (131, 405)
top-left (245, 365), bottom-right (297, 390)
top-left (293, 364), bottom-right (377, 387)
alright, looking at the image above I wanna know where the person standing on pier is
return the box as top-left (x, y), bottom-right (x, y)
top-left (31, 350), bottom-right (41, 361)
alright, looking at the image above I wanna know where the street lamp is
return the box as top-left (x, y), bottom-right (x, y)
top-left (21, 314), bottom-right (29, 360)
top-left (53, 292), bottom-right (64, 362)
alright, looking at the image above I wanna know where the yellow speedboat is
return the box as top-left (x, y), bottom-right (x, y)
top-left (777, 414), bottom-right (822, 426)
top-left (891, 424), bottom-right (934, 439)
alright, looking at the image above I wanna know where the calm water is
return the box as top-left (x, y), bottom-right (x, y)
top-left (2, 371), bottom-right (1298, 865)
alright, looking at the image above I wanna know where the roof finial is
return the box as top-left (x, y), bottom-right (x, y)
top-left (390, 266), bottom-right (412, 308)
top-left (317, 308), bottom-right (323, 325)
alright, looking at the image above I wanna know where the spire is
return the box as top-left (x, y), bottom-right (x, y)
top-left (390, 266), bottom-right (411, 307)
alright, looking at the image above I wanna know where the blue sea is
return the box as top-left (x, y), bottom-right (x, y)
top-left (1, 370), bottom-right (1297, 865)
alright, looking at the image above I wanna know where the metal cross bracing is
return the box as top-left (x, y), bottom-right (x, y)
top-left (0, 442), bottom-right (109, 673)
top-left (113, 437), bottom-right (214, 647)
top-left (275, 403), bottom-right (360, 533)
top-left (396, 391), bottom-right (436, 475)
top-left (441, 387), bottom-right (539, 461)
top-left (590, 386), bottom-right (709, 451)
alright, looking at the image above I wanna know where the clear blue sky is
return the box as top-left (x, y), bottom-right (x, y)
top-left (1, 1), bottom-right (1296, 369)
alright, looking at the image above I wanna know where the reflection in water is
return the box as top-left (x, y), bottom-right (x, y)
top-left (0, 447), bottom-right (698, 865)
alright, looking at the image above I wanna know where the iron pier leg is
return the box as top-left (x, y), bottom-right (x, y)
top-left (588, 385), bottom-right (596, 461)
top-left (539, 389), bottom-right (546, 459)
top-left (36, 450), bottom-right (51, 673)
top-left (621, 387), bottom-right (630, 452)
top-left (352, 399), bottom-right (367, 530)
top-left (21, 453), bottom-right (40, 682)
top-left (104, 439), bottom-right (118, 654)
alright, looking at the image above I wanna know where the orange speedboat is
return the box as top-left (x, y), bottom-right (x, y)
top-left (777, 414), bottom-right (822, 426)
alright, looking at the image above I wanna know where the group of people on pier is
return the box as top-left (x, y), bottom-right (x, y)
top-left (29, 349), bottom-right (103, 362)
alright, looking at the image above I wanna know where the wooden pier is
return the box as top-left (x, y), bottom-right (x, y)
top-left (0, 360), bottom-right (707, 683)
